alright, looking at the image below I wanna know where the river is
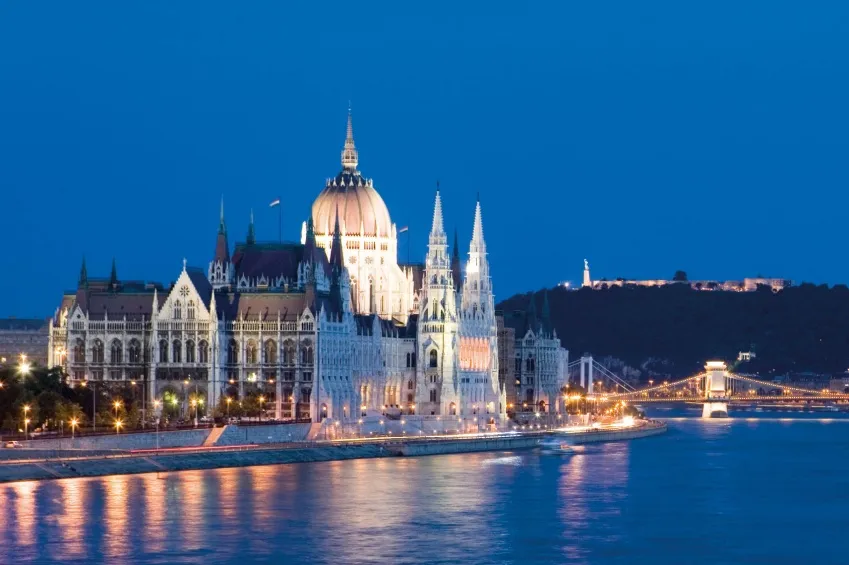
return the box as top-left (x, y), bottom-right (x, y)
top-left (1, 414), bottom-right (847, 564)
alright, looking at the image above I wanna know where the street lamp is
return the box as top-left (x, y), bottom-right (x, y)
top-left (226, 397), bottom-right (232, 419)
top-left (153, 400), bottom-right (162, 449)
top-left (22, 405), bottom-right (31, 439)
top-left (70, 417), bottom-right (78, 440)
top-left (190, 398), bottom-right (198, 427)
top-left (114, 419), bottom-right (123, 434)
top-left (113, 399), bottom-right (122, 422)
top-left (259, 395), bottom-right (266, 423)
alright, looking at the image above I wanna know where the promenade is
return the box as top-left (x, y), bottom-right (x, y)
top-left (0, 420), bottom-right (666, 483)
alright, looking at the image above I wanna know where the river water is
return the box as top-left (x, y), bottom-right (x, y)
top-left (2, 414), bottom-right (848, 565)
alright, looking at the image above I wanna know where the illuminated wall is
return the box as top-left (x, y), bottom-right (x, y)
top-left (459, 337), bottom-right (490, 371)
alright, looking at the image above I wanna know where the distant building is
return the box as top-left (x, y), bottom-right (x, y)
top-left (496, 315), bottom-right (515, 407)
top-left (501, 292), bottom-right (570, 413)
top-left (0, 318), bottom-right (49, 367)
top-left (580, 262), bottom-right (791, 293)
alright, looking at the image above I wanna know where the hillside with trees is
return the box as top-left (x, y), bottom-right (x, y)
top-left (497, 283), bottom-right (849, 381)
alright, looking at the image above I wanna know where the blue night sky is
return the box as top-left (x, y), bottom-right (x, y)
top-left (1, 1), bottom-right (847, 317)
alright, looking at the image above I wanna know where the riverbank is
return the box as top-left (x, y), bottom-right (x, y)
top-left (0, 421), bottom-right (666, 483)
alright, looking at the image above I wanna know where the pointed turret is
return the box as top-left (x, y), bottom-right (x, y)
top-left (329, 205), bottom-right (344, 273)
top-left (430, 188), bottom-right (445, 236)
top-left (451, 228), bottom-right (462, 290)
top-left (329, 208), bottom-right (345, 316)
top-left (78, 257), bottom-right (88, 288)
top-left (470, 199), bottom-right (486, 256)
top-left (219, 196), bottom-right (226, 235)
top-left (304, 215), bottom-right (317, 259)
top-left (214, 198), bottom-right (230, 265)
top-left (109, 258), bottom-right (118, 291)
top-left (246, 209), bottom-right (255, 245)
top-left (341, 106), bottom-right (358, 171)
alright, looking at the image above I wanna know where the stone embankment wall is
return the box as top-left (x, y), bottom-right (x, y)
top-left (0, 422), bottom-right (667, 483)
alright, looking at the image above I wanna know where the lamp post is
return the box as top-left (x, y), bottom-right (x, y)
top-left (114, 419), bottom-right (123, 435)
top-left (70, 418), bottom-right (78, 440)
top-left (113, 399), bottom-right (122, 421)
top-left (153, 399), bottom-right (161, 449)
top-left (258, 395), bottom-right (266, 423)
top-left (22, 405), bottom-right (31, 440)
top-left (190, 398), bottom-right (198, 428)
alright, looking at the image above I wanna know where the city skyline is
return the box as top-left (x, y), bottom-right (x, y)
top-left (2, 1), bottom-right (848, 317)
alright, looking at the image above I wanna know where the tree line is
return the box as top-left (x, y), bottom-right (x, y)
top-left (498, 282), bottom-right (849, 380)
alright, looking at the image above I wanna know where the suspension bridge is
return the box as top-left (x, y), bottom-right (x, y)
top-left (587, 361), bottom-right (849, 418)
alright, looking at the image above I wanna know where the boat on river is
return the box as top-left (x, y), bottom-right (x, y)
top-left (538, 438), bottom-right (575, 455)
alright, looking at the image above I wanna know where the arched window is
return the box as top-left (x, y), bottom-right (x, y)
top-left (173, 300), bottom-right (182, 320)
top-left (110, 339), bottom-right (122, 364)
top-left (128, 340), bottom-right (141, 364)
top-left (187, 300), bottom-right (195, 320)
top-left (159, 339), bottom-right (168, 363)
top-left (408, 379), bottom-right (415, 391)
top-left (73, 339), bottom-right (85, 363)
top-left (246, 340), bottom-right (258, 364)
top-left (172, 340), bottom-right (182, 363)
top-left (526, 355), bottom-right (535, 372)
top-left (264, 340), bottom-right (277, 364)
top-left (227, 339), bottom-right (238, 364)
top-left (301, 341), bottom-right (314, 365)
top-left (283, 340), bottom-right (296, 365)
top-left (429, 349), bottom-right (438, 368)
top-left (92, 339), bottom-right (104, 363)
top-left (185, 340), bottom-right (195, 363)
top-left (198, 341), bottom-right (209, 364)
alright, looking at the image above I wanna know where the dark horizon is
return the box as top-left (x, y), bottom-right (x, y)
top-left (2, 1), bottom-right (847, 317)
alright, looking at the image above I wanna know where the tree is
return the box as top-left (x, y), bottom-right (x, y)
top-left (673, 270), bottom-right (688, 282)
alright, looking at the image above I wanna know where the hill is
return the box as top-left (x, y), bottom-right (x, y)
top-left (497, 283), bottom-right (849, 380)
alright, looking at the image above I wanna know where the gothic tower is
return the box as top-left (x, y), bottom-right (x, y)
top-left (458, 199), bottom-right (504, 418)
top-left (208, 197), bottom-right (233, 289)
top-left (416, 190), bottom-right (460, 416)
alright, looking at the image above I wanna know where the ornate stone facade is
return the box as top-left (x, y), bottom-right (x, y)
top-left (49, 113), bottom-right (565, 425)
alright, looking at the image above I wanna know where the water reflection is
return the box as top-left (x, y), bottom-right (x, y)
top-left (2, 420), bottom-right (849, 564)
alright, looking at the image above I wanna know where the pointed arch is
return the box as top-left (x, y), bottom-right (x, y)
top-left (110, 339), bottom-right (123, 364)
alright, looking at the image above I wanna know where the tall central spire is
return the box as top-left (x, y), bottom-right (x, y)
top-left (431, 187), bottom-right (445, 236)
top-left (341, 106), bottom-right (358, 170)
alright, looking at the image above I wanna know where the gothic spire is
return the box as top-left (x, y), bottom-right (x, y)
top-left (78, 256), bottom-right (88, 288)
top-left (246, 209), bottom-right (255, 245)
top-left (341, 106), bottom-right (358, 170)
top-left (471, 198), bottom-right (485, 251)
top-left (329, 205), bottom-right (344, 271)
top-left (219, 196), bottom-right (227, 235)
top-left (451, 227), bottom-right (462, 290)
top-left (109, 258), bottom-right (118, 291)
top-left (430, 187), bottom-right (445, 236)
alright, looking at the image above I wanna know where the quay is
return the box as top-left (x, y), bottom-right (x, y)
top-left (0, 420), bottom-right (666, 483)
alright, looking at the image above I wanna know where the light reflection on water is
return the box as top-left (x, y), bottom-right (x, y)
top-left (1, 419), bottom-right (848, 564)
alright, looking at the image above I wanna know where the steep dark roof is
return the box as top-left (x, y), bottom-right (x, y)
top-left (186, 268), bottom-right (214, 307)
top-left (85, 291), bottom-right (163, 320)
top-left (230, 242), bottom-right (325, 282)
top-left (215, 289), bottom-right (342, 321)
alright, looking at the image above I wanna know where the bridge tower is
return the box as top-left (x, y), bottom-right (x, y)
top-left (702, 361), bottom-right (729, 418)
top-left (579, 356), bottom-right (594, 394)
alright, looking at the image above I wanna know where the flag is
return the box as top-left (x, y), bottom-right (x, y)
top-left (270, 199), bottom-right (281, 208)
top-left (398, 226), bottom-right (409, 233)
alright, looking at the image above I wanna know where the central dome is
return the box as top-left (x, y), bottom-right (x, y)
top-left (311, 112), bottom-right (393, 238)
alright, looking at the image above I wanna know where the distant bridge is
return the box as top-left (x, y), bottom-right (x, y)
top-left (590, 362), bottom-right (847, 418)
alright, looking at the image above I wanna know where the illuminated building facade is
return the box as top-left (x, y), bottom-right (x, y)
top-left (48, 112), bottom-right (516, 423)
